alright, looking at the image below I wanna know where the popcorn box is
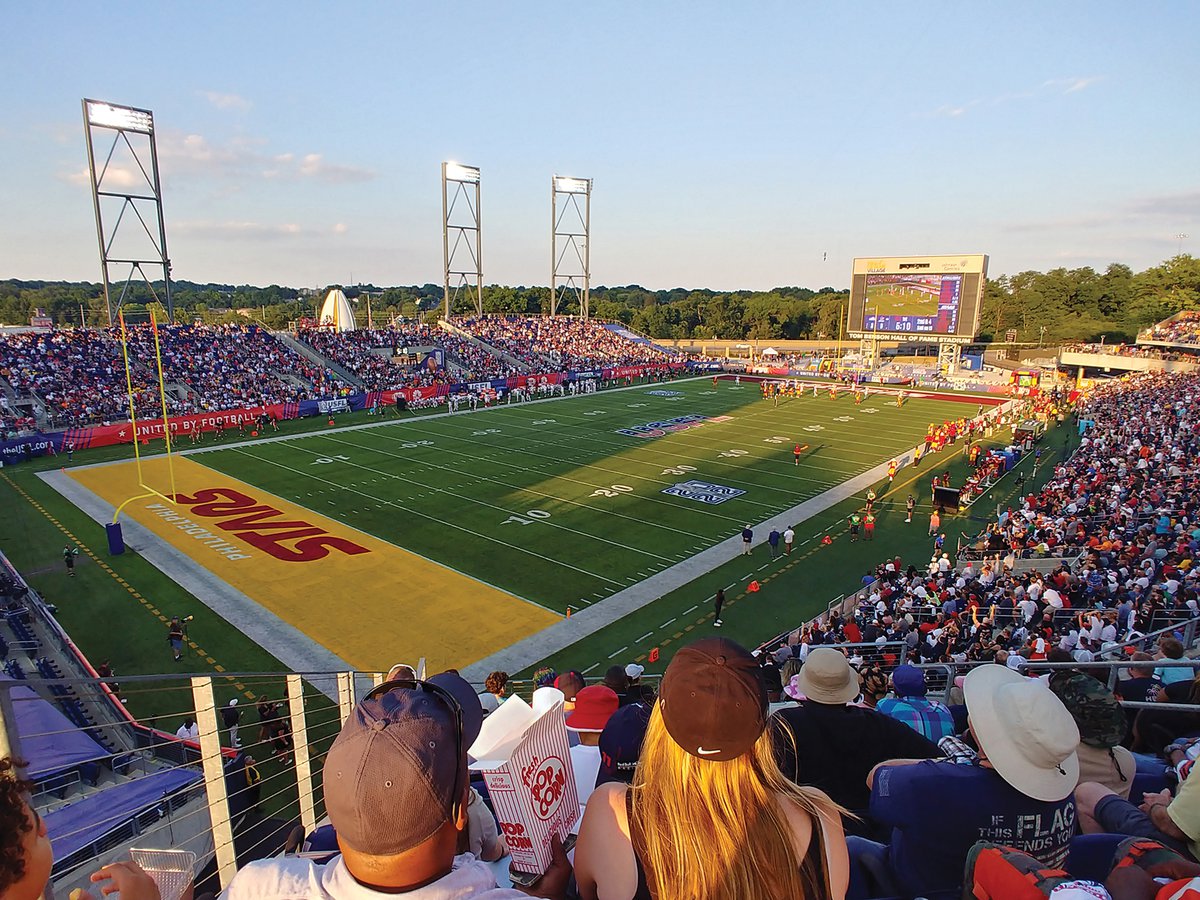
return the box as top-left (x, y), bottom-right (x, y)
top-left (468, 696), bottom-right (578, 874)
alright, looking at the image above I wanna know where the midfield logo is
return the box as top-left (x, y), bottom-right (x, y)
top-left (616, 414), bottom-right (707, 439)
top-left (661, 480), bottom-right (746, 505)
top-left (644, 390), bottom-right (683, 397)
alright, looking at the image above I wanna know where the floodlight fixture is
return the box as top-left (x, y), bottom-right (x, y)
top-left (85, 100), bottom-right (154, 134)
top-left (441, 161), bottom-right (483, 317)
top-left (444, 162), bottom-right (480, 184)
top-left (553, 176), bottom-right (591, 194)
top-left (551, 174), bottom-right (592, 319)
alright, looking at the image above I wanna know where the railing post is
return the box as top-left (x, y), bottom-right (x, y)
top-left (285, 674), bottom-right (318, 838)
top-left (1186, 619), bottom-right (1198, 649)
top-left (191, 676), bottom-right (238, 890)
top-left (336, 671), bottom-right (357, 724)
top-left (0, 682), bottom-right (23, 774)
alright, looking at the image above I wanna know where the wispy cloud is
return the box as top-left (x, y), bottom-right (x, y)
top-left (1003, 189), bottom-right (1200, 233)
top-left (1044, 76), bottom-right (1103, 94)
top-left (927, 75), bottom-right (1103, 118)
top-left (157, 131), bottom-right (376, 183)
top-left (200, 91), bottom-right (252, 111)
top-left (173, 220), bottom-right (307, 241)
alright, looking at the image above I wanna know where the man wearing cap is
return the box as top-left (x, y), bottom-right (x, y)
top-left (222, 698), bottom-right (241, 748)
top-left (875, 664), bottom-right (955, 743)
top-left (222, 674), bottom-right (558, 900)
top-left (595, 702), bottom-right (652, 788)
top-left (770, 648), bottom-right (941, 815)
top-left (858, 664), bottom-right (1080, 897)
top-left (622, 663), bottom-right (649, 706)
top-left (566, 684), bottom-right (620, 827)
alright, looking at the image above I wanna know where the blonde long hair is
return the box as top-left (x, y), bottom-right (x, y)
top-left (630, 704), bottom-right (843, 900)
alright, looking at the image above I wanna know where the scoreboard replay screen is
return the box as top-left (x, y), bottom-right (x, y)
top-left (848, 255), bottom-right (988, 342)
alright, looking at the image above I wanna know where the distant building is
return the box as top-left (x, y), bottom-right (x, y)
top-left (318, 289), bottom-right (356, 331)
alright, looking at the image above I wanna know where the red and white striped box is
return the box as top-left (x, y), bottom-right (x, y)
top-left (469, 697), bottom-right (579, 875)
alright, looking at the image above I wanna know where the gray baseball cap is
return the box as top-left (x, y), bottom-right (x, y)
top-left (322, 683), bottom-right (465, 855)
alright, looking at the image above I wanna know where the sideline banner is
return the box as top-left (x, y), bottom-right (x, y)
top-left (0, 361), bottom-right (700, 464)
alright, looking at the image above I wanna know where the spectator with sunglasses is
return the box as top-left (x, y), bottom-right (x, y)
top-left (222, 674), bottom-right (566, 899)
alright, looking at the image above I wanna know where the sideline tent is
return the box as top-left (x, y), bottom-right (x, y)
top-left (318, 289), bottom-right (356, 331)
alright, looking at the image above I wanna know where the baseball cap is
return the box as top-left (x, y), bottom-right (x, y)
top-left (427, 671), bottom-right (484, 747)
top-left (596, 701), bottom-right (652, 786)
top-left (566, 685), bottom-right (619, 733)
top-left (323, 682), bottom-right (465, 856)
top-left (891, 665), bottom-right (928, 697)
top-left (1048, 672), bottom-right (1126, 749)
top-left (659, 637), bottom-right (767, 762)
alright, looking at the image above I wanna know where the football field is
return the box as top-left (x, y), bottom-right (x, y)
top-left (865, 281), bottom-right (940, 318)
top-left (63, 377), bottom-right (992, 672)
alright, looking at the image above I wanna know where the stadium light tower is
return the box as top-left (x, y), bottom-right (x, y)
top-left (441, 162), bottom-right (483, 318)
top-left (82, 99), bottom-right (174, 325)
top-left (551, 175), bottom-right (592, 319)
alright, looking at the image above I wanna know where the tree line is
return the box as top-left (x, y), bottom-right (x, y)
top-left (1, 254), bottom-right (1196, 344)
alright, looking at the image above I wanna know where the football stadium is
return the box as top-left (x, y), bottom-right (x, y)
top-left (3, 8), bottom-right (1200, 900)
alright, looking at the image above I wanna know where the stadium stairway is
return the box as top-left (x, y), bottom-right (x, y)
top-left (273, 331), bottom-right (365, 389)
top-left (600, 321), bottom-right (677, 357)
top-left (439, 319), bottom-right (535, 373)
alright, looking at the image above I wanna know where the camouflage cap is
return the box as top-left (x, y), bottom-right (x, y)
top-left (1048, 672), bottom-right (1126, 749)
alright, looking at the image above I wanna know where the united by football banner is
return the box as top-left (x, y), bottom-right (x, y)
top-left (0, 361), bottom-right (701, 464)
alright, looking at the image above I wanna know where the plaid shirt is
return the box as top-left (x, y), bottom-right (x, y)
top-left (877, 696), bottom-right (957, 743)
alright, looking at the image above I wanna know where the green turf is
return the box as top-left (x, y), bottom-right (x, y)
top-left (191, 381), bottom-right (988, 613)
top-left (519, 417), bottom-right (1079, 679)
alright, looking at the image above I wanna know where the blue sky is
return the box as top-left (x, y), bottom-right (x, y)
top-left (2, 2), bottom-right (1197, 291)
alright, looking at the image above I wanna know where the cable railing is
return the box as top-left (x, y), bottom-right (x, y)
top-left (0, 668), bottom-right (384, 897)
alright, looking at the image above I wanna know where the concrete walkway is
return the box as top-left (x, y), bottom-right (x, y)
top-left (459, 445), bottom-right (918, 682)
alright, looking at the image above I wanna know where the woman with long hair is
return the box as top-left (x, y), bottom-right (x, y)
top-left (574, 637), bottom-right (849, 900)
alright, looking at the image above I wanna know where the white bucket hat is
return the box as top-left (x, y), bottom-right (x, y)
top-left (794, 648), bottom-right (860, 705)
top-left (963, 665), bottom-right (1079, 802)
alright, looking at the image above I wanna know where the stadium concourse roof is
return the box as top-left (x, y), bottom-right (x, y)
top-left (318, 288), bottom-right (356, 331)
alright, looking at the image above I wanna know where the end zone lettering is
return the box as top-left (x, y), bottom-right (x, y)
top-left (616, 414), bottom-right (707, 439)
top-left (172, 487), bottom-right (370, 562)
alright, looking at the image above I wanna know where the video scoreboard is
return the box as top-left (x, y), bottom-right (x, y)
top-left (847, 254), bottom-right (988, 344)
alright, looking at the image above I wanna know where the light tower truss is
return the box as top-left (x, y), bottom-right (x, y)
top-left (551, 175), bottom-right (592, 319)
top-left (82, 99), bottom-right (174, 325)
top-left (441, 162), bottom-right (483, 318)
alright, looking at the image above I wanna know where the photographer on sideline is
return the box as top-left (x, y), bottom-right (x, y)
top-left (167, 616), bottom-right (184, 662)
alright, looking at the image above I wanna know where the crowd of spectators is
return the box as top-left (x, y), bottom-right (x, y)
top-left (0, 325), bottom-right (340, 427)
top-left (12, 372), bottom-right (1200, 899)
top-left (455, 316), bottom-right (677, 370)
top-left (0, 317), bottom-right (683, 432)
top-left (1140, 312), bottom-right (1200, 347)
top-left (297, 323), bottom-right (456, 392)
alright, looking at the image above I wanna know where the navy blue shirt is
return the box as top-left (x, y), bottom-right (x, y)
top-left (871, 760), bottom-right (1076, 896)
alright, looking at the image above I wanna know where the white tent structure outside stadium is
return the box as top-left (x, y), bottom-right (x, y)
top-left (318, 289), bottom-right (356, 331)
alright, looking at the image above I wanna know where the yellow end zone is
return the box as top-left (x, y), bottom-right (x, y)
top-left (69, 456), bottom-right (558, 672)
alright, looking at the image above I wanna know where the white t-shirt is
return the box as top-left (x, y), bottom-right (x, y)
top-left (783, 528), bottom-right (795, 544)
top-left (569, 743), bottom-right (602, 829)
top-left (222, 854), bottom-right (527, 900)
